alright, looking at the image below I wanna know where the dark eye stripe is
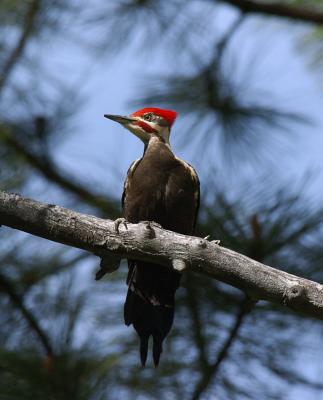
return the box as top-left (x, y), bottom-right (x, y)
top-left (143, 113), bottom-right (169, 127)
top-left (143, 113), bottom-right (153, 121)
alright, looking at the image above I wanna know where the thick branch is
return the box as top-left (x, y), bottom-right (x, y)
top-left (1, 190), bottom-right (323, 320)
top-left (218, 0), bottom-right (323, 25)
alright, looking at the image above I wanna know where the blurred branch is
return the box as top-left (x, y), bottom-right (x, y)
top-left (191, 215), bottom-right (261, 399)
top-left (0, 274), bottom-right (53, 358)
top-left (191, 296), bottom-right (254, 400)
top-left (2, 191), bottom-right (323, 321)
top-left (218, 0), bottom-right (323, 25)
top-left (2, 131), bottom-right (119, 217)
top-left (0, 0), bottom-right (41, 94)
top-left (1, 250), bottom-right (90, 292)
top-left (136, 57), bottom-right (309, 160)
top-left (213, 14), bottom-right (245, 65)
top-left (185, 277), bottom-right (210, 371)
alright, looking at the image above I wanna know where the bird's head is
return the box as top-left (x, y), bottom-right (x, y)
top-left (104, 107), bottom-right (177, 145)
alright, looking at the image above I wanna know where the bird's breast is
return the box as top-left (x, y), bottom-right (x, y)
top-left (122, 140), bottom-right (198, 234)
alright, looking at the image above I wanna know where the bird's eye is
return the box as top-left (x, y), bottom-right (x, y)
top-left (143, 113), bottom-right (153, 121)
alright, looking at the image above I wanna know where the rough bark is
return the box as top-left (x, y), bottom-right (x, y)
top-left (1, 190), bottom-right (323, 321)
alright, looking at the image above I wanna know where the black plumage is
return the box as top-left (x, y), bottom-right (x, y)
top-left (122, 136), bottom-right (200, 366)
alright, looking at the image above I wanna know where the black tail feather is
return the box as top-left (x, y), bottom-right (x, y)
top-left (124, 262), bottom-right (180, 365)
top-left (140, 334), bottom-right (149, 367)
top-left (152, 335), bottom-right (162, 367)
top-left (124, 286), bottom-right (135, 326)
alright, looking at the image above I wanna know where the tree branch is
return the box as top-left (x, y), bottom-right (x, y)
top-left (1, 190), bottom-right (323, 321)
top-left (214, 14), bottom-right (245, 65)
top-left (191, 214), bottom-right (264, 398)
top-left (0, 274), bottom-right (54, 358)
top-left (184, 276), bottom-right (210, 371)
top-left (191, 296), bottom-right (254, 400)
top-left (218, 0), bottom-right (323, 25)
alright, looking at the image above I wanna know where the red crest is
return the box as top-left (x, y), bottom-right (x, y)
top-left (131, 107), bottom-right (178, 127)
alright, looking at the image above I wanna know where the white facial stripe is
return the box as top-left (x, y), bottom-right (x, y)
top-left (138, 118), bottom-right (170, 144)
top-left (127, 122), bottom-right (151, 142)
top-left (126, 117), bottom-right (171, 144)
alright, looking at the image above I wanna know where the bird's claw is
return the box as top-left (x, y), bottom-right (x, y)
top-left (114, 218), bottom-right (128, 234)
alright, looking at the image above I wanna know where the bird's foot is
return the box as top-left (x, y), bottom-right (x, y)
top-left (114, 218), bottom-right (128, 234)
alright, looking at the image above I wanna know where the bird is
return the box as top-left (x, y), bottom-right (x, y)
top-left (104, 107), bottom-right (200, 366)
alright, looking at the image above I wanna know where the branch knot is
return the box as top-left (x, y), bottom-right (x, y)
top-left (283, 284), bottom-right (306, 305)
top-left (172, 259), bottom-right (187, 272)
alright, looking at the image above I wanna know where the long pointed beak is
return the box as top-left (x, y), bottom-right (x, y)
top-left (104, 114), bottom-right (137, 125)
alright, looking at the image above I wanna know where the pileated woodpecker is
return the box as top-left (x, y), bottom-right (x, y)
top-left (104, 108), bottom-right (200, 366)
